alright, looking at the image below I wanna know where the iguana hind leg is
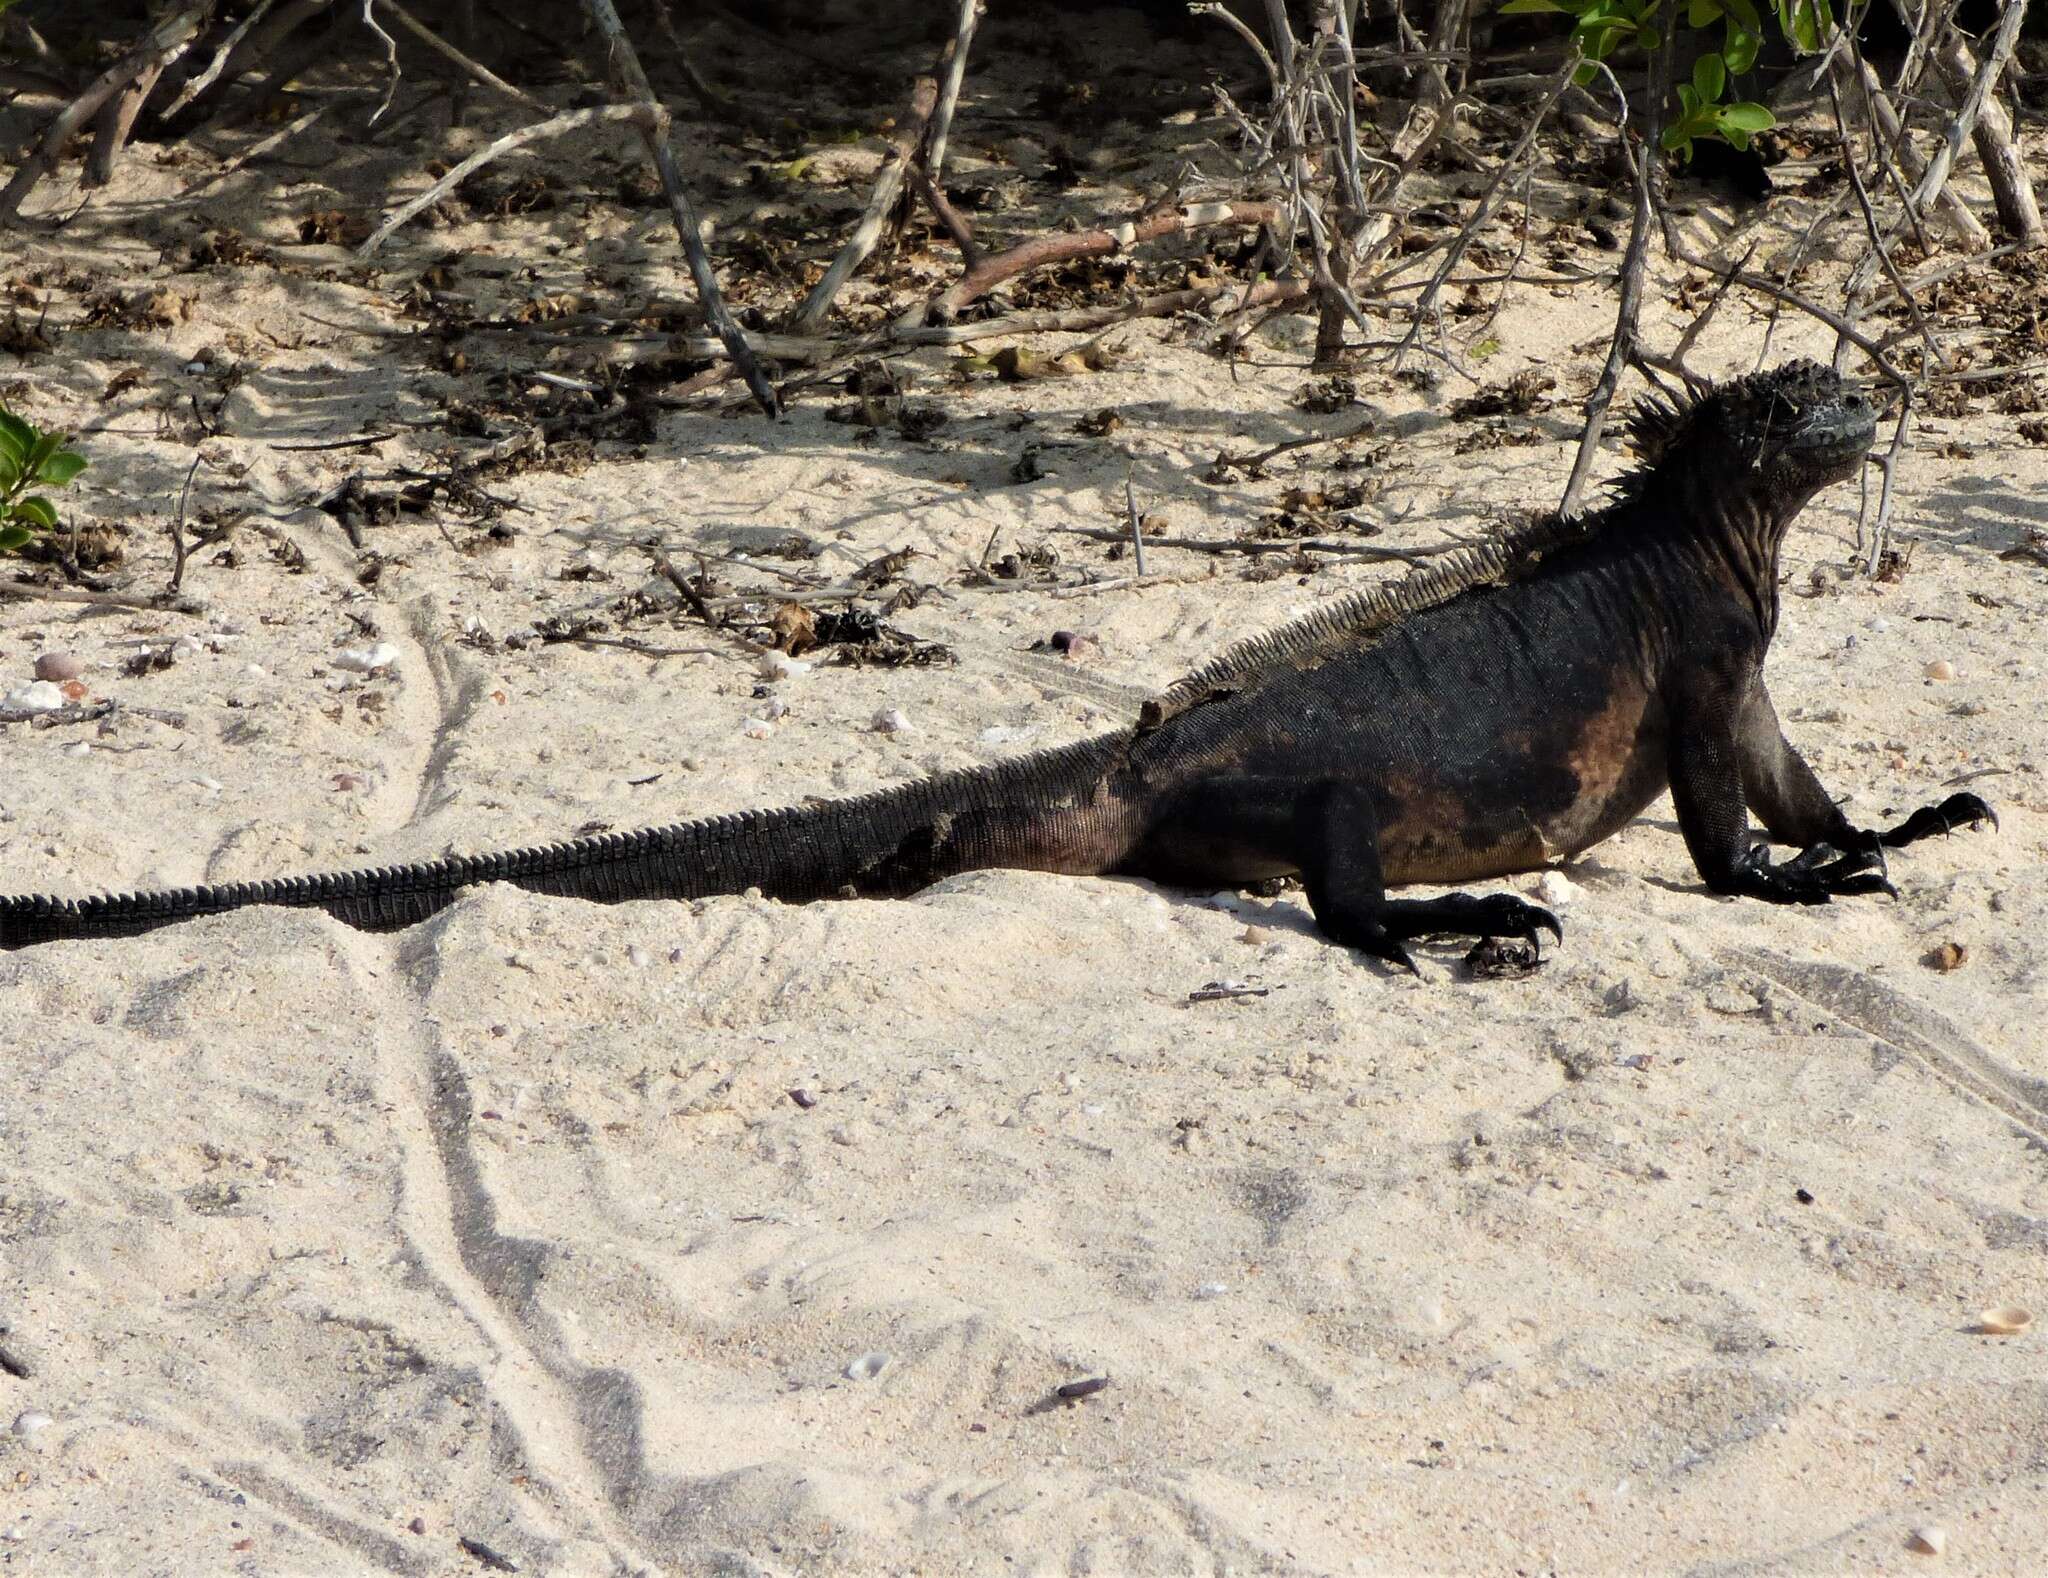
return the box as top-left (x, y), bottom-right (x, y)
top-left (1135, 777), bottom-right (1560, 974)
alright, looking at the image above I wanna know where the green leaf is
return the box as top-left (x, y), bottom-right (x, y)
top-left (1688, 0), bottom-right (1725, 23)
top-left (1694, 52), bottom-right (1727, 103)
top-left (0, 410), bottom-right (31, 468)
top-left (1638, 22), bottom-right (1661, 48)
top-left (0, 524), bottom-right (33, 552)
top-left (23, 431), bottom-right (61, 481)
top-left (1724, 24), bottom-right (1761, 72)
top-left (1724, 0), bottom-right (1763, 29)
top-left (1499, 0), bottom-right (1568, 12)
top-left (1661, 125), bottom-right (1694, 155)
top-left (1717, 101), bottom-right (1777, 133)
top-left (9, 495), bottom-right (57, 529)
top-left (35, 449), bottom-right (85, 487)
top-left (1722, 126), bottom-right (1753, 150)
top-left (1677, 82), bottom-right (1701, 115)
top-left (1572, 59), bottom-right (1602, 85)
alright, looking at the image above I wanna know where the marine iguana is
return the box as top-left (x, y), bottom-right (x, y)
top-left (0, 360), bottom-right (1995, 965)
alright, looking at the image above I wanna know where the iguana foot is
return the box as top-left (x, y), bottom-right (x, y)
top-left (1878, 791), bottom-right (1998, 849)
top-left (1727, 840), bottom-right (1895, 904)
top-left (1382, 892), bottom-right (1564, 953)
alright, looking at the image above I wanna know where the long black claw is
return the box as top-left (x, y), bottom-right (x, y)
top-left (1880, 791), bottom-right (1999, 848)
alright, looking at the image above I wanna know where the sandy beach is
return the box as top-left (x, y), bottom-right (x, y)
top-left (2, 6), bottom-right (2045, 1571)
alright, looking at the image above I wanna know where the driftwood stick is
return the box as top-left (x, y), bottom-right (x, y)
top-left (0, 578), bottom-right (207, 614)
top-left (168, 0), bottom-right (329, 121)
top-left (86, 52), bottom-right (175, 187)
top-left (917, 169), bottom-right (981, 267)
top-left (1848, 0), bottom-right (2032, 300)
top-left (788, 75), bottom-right (940, 335)
top-left (1929, 18), bottom-right (2043, 244)
top-left (378, 0), bottom-right (543, 109)
top-left (581, 0), bottom-right (780, 417)
top-left (924, 0), bottom-right (982, 186)
top-left (929, 200), bottom-right (1283, 321)
top-left (360, 104), bottom-right (644, 252)
top-left (0, 3), bottom-right (213, 223)
top-left (161, 0), bottom-right (277, 116)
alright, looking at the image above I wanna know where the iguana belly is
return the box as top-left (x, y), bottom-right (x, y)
top-left (1377, 680), bottom-right (1669, 885)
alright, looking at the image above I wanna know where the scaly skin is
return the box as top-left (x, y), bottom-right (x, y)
top-left (0, 362), bottom-right (1996, 964)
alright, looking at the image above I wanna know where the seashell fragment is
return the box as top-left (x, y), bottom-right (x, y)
top-left (1924, 659), bottom-right (1955, 682)
top-left (333, 642), bottom-right (400, 674)
top-left (1907, 1526), bottom-right (1946, 1556)
top-left (1975, 1305), bottom-right (2032, 1336)
top-left (843, 1352), bottom-right (889, 1381)
top-left (3, 681), bottom-right (63, 713)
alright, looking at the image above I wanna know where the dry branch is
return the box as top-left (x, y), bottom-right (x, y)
top-left (0, 2), bottom-right (213, 222)
top-left (359, 104), bottom-right (647, 252)
top-left (378, 0), bottom-right (542, 110)
top-left (1928, 18), bottom-right (2043, 245)
top-left (928, 200), bottom-right (1282, 321)
top-left (581, 0), bottom-right (780, 417)
top-left (788, 76), bottom-right (940, 334)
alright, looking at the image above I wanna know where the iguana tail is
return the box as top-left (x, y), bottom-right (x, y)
top-left (0, 733), bottom-right (1138, 948)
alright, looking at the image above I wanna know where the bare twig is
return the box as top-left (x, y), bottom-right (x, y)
top-left (924, 0), bottom-right (982, 188)
top-left (360, 0), bottom-right (402, 126)
top-left (581, 0), bottom-right (780, 417)
top-left (0, 578), bottom-right (206, 613)
top-left (1828, 47), bottom-right (1988, 250)
top-left (1847, 0), bottom-right (2033, 300)
top-left (1124, 471), bottom-right (1148, 577)
top-left (1392, 50), bottom-right (1576, 365)
top-left (166, 0), bottom-right (329, 122)
top-left (1561, 131), bottom-right (1657, 515)
top-left (170, 452), bottom-right (203, 594)
top-left (1928, 12), bottom-right (2043, 244)
top-left (360, 105), bottom-right (645, 252)
top-left (378, 0), bottom-right (542, 109)
top-left (161, 0), bottom-right (278, 117)
top-left (789, 77), bottom-right (940, 335)
top-left (1210, 414), bottom-right (1376, 473)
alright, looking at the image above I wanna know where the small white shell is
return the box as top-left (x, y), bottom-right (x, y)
top-left (1924, 659), bottom-right (1955, 682)
top-left (872, 707), bottom-right (914, 734)
top-left (1537, 870), bottom-right (1577, 907)
top-left (333, 642), bottom-right (400, 674)
top-left (1976, 1305), bottom-right (2032, 1336)
top-left (3, 681), bottom-right (64, 713)
top-left (1907, 1525), bottom-right (1946, 1556)
top-left (10, 1411), bottom-right (50, 1439)
top-left (758, 651), bottom-right (811, 681)
top-left (843, 1352), bottom-right (889, 1381)
top-left (740, 717), bottom-right (775, 739)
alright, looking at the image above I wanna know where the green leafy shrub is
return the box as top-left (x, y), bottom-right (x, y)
top-left (1499, 0), bottom-right (1837, 159)
top-left (0, 407), bottom-right (88, 553)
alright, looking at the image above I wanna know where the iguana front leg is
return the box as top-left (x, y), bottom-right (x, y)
top-left (1736, 679), bottom-right (1997, 863)
top-left (1671, 658), bottom-right (1899, 903)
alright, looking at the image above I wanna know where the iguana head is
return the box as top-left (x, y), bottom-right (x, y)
top-left (1628, 360), bottom-right (1877, 517)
